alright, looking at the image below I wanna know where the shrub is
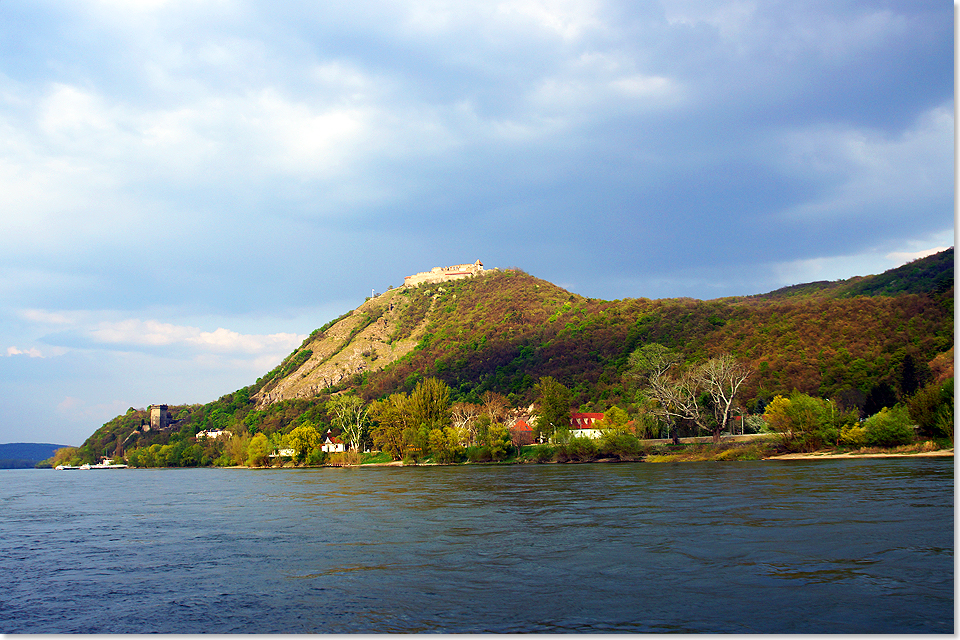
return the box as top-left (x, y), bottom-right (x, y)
top-left (715, 445), bottom-right (763, 461)
top-left (528, 444), bottom-right (557, 462)
top-left (306, 449), bottom-right (327, 465)
top-left (597, 432), bottom-right (643, 459)
top-left (558, 437), bottom-right (598, 462)
top-left (466, 446), bottom-right (493, 462)
top-left (863, 406), bottom-right (915, 447)
top-left (840, 423), bottom-right (868, 447)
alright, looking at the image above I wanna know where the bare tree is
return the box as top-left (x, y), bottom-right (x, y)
top-left (451, 402), bottom-right (481, 445)
top-left (628, 344), bottom-right (685, 444)
top-left (629, 344), bottom-right (750, 444)
top-left (481, 391), bottom-right (510, 426)
top-left (695, 354), bottom-right (751, 443)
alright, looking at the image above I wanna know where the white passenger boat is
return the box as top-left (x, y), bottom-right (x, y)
top-left (79, 461), bottom-right (129, 469)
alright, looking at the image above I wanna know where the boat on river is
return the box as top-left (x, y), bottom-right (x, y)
top-left (81, 461), bottom-right (129, 469)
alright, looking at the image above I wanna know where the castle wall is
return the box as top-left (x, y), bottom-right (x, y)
top-left (403, 260), bottom-right (484, 287)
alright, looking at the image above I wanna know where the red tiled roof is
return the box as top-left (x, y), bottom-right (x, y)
top-left (570, 412), bottom-right (604, 428)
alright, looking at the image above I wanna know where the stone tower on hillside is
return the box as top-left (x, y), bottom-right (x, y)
top-left (148, 404), bottom-right (172, 431)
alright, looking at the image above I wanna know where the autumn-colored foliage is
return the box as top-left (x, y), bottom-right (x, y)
top-left (79, 249), bottom-right (953, 464)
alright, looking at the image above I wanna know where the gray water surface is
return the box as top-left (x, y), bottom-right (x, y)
top-left (0, 459), bottom-right (953, 633)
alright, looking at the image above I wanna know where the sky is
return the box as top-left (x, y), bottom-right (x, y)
top-left (0, 0), bottom-right (953, 446)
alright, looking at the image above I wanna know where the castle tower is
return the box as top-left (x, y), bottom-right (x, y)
top-left (148, 404), bottom-right (171, 431)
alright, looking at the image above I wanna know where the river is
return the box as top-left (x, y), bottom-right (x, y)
top-left (0, 458), bottom-right (953, 633)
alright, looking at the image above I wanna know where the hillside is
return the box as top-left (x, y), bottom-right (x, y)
top-left (77, 250), bottom-right (954, 462)
top-left (748, 248), bottom-right (954, 301)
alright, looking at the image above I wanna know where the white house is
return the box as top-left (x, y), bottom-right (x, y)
top-left (569, 412), bottom-right (605, 439)
top-left (321, 434), bottom-right (344, 453)
top-left (197, 429), bottom-right (231, 440)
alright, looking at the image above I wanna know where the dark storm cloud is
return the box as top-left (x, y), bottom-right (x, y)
top-left (0, 0), bottom-right (951, 443)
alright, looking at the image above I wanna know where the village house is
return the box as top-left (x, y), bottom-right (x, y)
top-left (321, 432), bottom-right (344, 453)
top-left (510, 419), bottom-right (535, 446)
top-left (569, 412), bottom-right (605, 439)
top-left (196, 429), bottom-right (231, 440)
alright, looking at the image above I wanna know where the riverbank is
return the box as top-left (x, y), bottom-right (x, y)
top-left (765, 449), bottom-right (953, 460)
top-left (127, 439), bottom-right (954, 468)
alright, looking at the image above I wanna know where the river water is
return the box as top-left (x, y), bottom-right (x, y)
top-left (0, 459), bottom-right (953, 633)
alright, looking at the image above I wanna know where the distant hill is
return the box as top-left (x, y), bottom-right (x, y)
top-left (77, 248), bottom-right (954, 462)
top-left (750, 248), bottom-right (954, 301)
top-left (0, 443), bottom-right (72, 469)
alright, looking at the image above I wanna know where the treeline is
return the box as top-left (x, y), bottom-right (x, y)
top-left (74, 250), bottom-right (954, 465)
top-left (105, 344), bottom-right (952, 468)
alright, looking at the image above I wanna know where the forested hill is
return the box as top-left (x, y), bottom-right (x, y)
top-left (748, 247), bottom-right (954, 301)
top-left (77, 249), bottom-right (954, 461)
top-left (0, 442), bottom-right (71, 469)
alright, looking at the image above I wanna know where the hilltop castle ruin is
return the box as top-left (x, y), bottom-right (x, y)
top-left (403, 260), bottom-right (486, 287)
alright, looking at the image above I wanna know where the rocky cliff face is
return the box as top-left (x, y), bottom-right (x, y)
top-left (253, 287), bottom-right (435, 408)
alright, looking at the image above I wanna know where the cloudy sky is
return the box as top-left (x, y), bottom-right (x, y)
top-left (0, 0), bottom-right (953, 446)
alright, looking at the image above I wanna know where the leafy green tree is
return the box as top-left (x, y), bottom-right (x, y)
top-left (407, 377), bottom-right (452, 430)
top-left (863, 406), bottom-right (915, 447)
top-left (222, 432), bottom-right (251, 466)
top-left (595, 406), bottom-right (630, 434)
top-left (369, 393), bottom-right (411, 460)
top-left (285, 422), bottom-right (322, 463)
top-left (428, 426), bottom-right (464, 463)
top-left (534, 376), bottom-right (572, 443)
top-left (907, 378), bottom-right (954, 439)
top-left (155, 444), bottom-right (172, 467)
top-left (246, 433), bottom-right (271, 467)
top-left (486, 423), bottom-right (513, 461)
top-left (180, 443), bottom-right (203, 467)
top-left (144, 444), bottom-right (161, 467)
top-left (763, 392), bottom-right (854, 451)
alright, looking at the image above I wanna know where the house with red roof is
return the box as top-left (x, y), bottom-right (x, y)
top-left (510, 419), bottom-right (535, 446)
top-left (570, 412), bottom-right (604, 439)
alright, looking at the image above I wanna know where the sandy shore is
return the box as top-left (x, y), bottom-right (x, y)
top-left (765, 449), bottom-right (953, 460)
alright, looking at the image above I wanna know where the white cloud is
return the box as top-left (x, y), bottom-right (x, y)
top-left (21, 309), bottom-right (78, 325)
top-left (6, 346), bottom-right (44, 358)
top-left (87, 318), bottom-right (305, 354)
top-left (494, 0), bottom-right (603, 41)
top-left (776, 102), bottom-right (954, 223)
top-left (771, 237), bottom-right (953, 289)
top-left (886, 247), bottom-right (951, 266)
